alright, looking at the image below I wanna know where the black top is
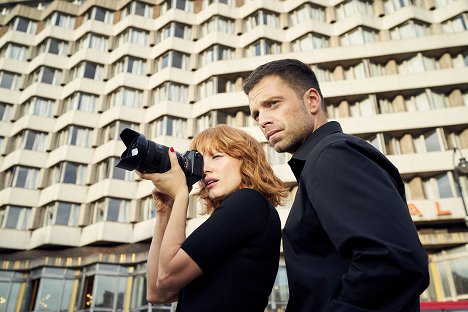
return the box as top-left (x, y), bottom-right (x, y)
top-left (178, 188), bottom-right (281, 312)
top-left (284, 121), bottom-right (429, 312)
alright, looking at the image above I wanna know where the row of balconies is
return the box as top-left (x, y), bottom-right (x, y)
top-left (0, 195), bottom-right (466, 251)
top-left (0, 0), bottom-right (460, 33)
top-left (0, 51), bottom-right (466, 122)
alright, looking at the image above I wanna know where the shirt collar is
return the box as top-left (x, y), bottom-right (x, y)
top-left (288, 121), bottom-right (343, 181)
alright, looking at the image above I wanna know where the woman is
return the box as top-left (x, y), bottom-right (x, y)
top-left (137, 124), bottom-right (288, 311)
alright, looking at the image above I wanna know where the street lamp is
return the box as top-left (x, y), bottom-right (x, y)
top-left (453, 148), bottom-right (468, 226)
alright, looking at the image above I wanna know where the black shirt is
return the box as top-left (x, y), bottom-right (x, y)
top-left (179, 188), bottom-right (281, 312)
top-left (284, 121), bottom-right (429, 312)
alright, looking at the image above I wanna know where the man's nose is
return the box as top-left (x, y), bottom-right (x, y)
top-left (258, 112), bottom-right (272, 128)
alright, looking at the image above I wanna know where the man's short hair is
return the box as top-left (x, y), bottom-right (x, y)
top-left (243, 59), bottom-right (324, 104)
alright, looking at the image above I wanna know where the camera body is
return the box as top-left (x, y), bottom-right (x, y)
top-left (116, 128), bottom-right (204, 187)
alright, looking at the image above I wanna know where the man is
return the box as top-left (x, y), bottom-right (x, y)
top-left (244, 59), bottom-right (429, 312)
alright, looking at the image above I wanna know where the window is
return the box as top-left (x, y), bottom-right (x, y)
top-left (48, 162), bottom-right (87, 185)
top-left (159, 22), bottom-right (191, 41)
top-left (340, 27), bottom-right (378, 46)
top-left (199, 45), bottom-right (235, 67)
top-left (64, 92), bottom-right (99, 113)
top-left (397, 53), bottom-right (437, 74)
top-left (10, 16), bottom-right (37, 34)
top-left (0, 43), bottom-right (28, 61)
top-left (71, 61), bottom-right (104, 81)
top-left (139, 196), bottom-right (156, 221)
top-left (413, 129), bottom-right (443, 153)
top-left (383, 0), bottom-right (414, 14)
top-left (29, 66), bottom-right (62, 86)
top-left (20, 97), bottom-right (55, 117)
top-left (108, 87), bottom-right (143, 108)
top-left (80, 265), bottom-right (129, 310)
top-left (245, 39), bottom-right (281, 57)
top-left (201, 0), bottom-right (235, 8)
top-left (349, 96), bottom-right (375, 117)
top-left (390, 20), bottom-right (429, 40)
top-left (85, 6), bottom-right (113, 23)
top-left (100, 120), bottom-right (139, 145)
top-left (150, 116), bottom-right (187, 138)
top-left (46, 11), bottom-right (75, 29)
top-left (0, 205), bottom-right (30, 230)
top-left (268, 266), bottom-right (288, 311)
top-left (27, 268), bottom-right (76, 311)
top-left (245, 10), bottom-right (280, 31)
top-left (336, 0), bottom-right (374, 20)
top-left (122, 1), bottom-right (153, 18)
top-left (0, 71), bottom-right (20, 90)
top-left (292, 33), bottom-right (329, 52)
top-left (290, 3), bottom-right (325, 26)
top-left (11, 129), bottom-right (48, 152)
top-left (442, 14), bottom-right (468, 33)
top-left (116, 27), bottom-right (149, 46)
top-left (78, 33), bottom-right (109, 51)
top-left (0, 102), bottom-right (13, 121)
top-left (200, 15), bottom-right (235, 37)
top-left (423, 173), bottom-right (454, 199)
top-left (263, 143), bottom-right (291, 165)
top-left (5, 166), bottom-right (40, 189)
top-left (0, 271), bottom-right (25, 312)
top-left (37, 37), bottom-right (68, 57)
top-left (112, 56), bottom-right (145, 76)
top-left (42, 202), bottom-right (80, 226)
top-left (90, 198), bottom-right (130, 223)
top-left (56, 125), bottom-right (93, 148)
top-left (161, 0), bottom-right (195, 13)
top-left (157, 51), bottom-right (190, 70)
top-left (95, 157), bottom-right (133, 182)
top-left (153, 81), bottom-right (189, 103)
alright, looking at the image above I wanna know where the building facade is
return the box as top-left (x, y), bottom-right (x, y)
top-left (0, 0), bottom-right (467, 311)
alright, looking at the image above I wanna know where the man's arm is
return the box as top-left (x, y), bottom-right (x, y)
top-left (310, 141), bottom-right (429, 311)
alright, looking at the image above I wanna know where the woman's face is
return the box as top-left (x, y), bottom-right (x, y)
top-left (202, 149), bottom-right (242, 203)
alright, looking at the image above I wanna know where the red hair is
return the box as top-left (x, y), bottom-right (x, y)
top-left (190, 124), bottom-right (288, 214)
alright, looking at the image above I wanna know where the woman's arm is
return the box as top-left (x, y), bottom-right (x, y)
top-left (138, 149), bottom-right (203, 296)
top-left (145, 192), bottom-right (179, 304)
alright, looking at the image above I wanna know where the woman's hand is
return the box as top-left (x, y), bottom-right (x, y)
top-left (136, 148), bottom-right (188, 201)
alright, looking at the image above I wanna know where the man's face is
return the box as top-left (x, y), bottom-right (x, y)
top-left (248, 76), bottom-right (314, 154)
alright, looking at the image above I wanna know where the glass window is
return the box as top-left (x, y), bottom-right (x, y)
top-left (56, 125), bottom-right (93, 148)
top-left (157, 51), bottom-right (190, 70)
top-left (424, 129), bottom-right (442, 152)
top-left (151, 116), bottom-right (187, 138)
top-left (0, 43), bottom-right (28, 61)
top-left (436, 173), bottom-right (453, 198)
top-left (441, 14), bottom-right (468, 33)
top-left (90, 198), bottom-right (130, 223)
top-left (78, 33), bottom-right (109, 51)
top-left (153, 81), bottom-right (189, 103)
top-left (245, 39), bottom-right (281, 57)
top-left (0, 71), bottom-right (20, 90)
top-left (0, 102), bottom-right (13, 121)
top-left (292, 32), bottom-right (329, 52)
top-left (86, 6), bottom-right (114, 23)
top-left (336, 0), bottom-right (374, 20)
top-left (200, 15), bottom-right (235, 37)
top-left (390, 20), bottom-right (429, 40)
top-left (1, 205), bottom-right (30, 230)
top-left (20, 97), bottom-right (55, 117)
top-left (108, 87), bottom-right (143, 108)
top-left (0, 271), bottom-right (24, 312)
top-left (122, 1), bottom-right (153, 18)
top-left (449, 256), bottom-right (468, 297)
top-left (48, 162), bottom-right (87, 185)
top-left (290, 3), bottom-right (325, 26)
top-left (47, 11), bottom-right (75, 29)
top-left (11, 16), bottom-right (37, 34)
top-left (117, 27), bottom-right (149, 46)
top-left (5, 166), bottom-right (40, 189)
top-left (80, 265), bottom-right (129, 310)
top-left (11, 129), bottom-right (48, 152)
top-left (340, 27), bottom-right (378, 46)
top-left (64, 92), bottom-right (99, 113)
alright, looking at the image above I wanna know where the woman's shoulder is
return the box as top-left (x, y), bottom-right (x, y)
top-left (222, 188), bottom-right (271, 211)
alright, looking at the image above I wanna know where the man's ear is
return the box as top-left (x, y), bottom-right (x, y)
top-left (304, 88), bottom-right (322, 114)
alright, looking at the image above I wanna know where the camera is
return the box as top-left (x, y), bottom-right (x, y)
top-left (115, 128), bottom-right (204, 187)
